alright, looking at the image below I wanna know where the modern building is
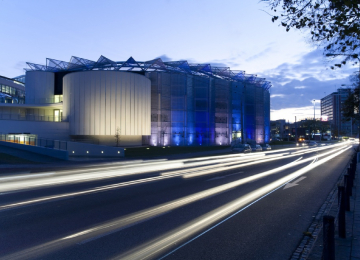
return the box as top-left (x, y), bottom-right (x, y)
top-left (321, 88), bottom-right (357, 137)
top-left (0, 56), bottom-right (271, 146)
top-left (0, 75), bottom-right (25, 104)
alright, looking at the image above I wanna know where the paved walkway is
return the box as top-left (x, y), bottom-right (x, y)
top-left (305, 153), bottom-right (360, 260)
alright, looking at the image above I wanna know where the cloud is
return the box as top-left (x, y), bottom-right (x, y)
top-left (14, 61), bottom-right (27, 71)
top-left (261, 48), bottom-right (357, 111)
top-left (263, 48), bottom-right (355, 83)
top-left (271, 106), bottom-right (319, 122)
top-left (246, 47), bottom-right (272, 62)
top-left (156, 55), bottom-right (172, 62)
top-left (270, 94), bottom-right (285, 98)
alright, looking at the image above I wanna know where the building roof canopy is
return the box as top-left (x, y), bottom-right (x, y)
top-left (25, 56), bottom-right (271, 89)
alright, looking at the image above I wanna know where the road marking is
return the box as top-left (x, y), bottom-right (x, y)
top-left (283, 176), bottom-right (307, 190)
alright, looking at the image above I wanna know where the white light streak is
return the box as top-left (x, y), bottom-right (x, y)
top-left (116, 146), bottom-right (351, 260)
top-left (1, 145), bottom-right (351, 260)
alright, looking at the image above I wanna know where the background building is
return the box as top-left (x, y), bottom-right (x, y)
top-left (0, 56), bottom-right (271, 146)
top-left (321, 88), bottom-right (357, 137)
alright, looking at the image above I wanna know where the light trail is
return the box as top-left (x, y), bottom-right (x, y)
top-left (0, 152), bottom-right (266, 193)
top-left (115, 145), bottom-right (352, 260)
top-left (0, 157), bottom-right (305, 260)
top-left (0, 143), bottom-right (343, 194)
top-left (0, 144), bottom-right (348, 210)
top-left (181, 144), bottom-right (348, 178)
top-left (1, 145), bottom-right (351, 260)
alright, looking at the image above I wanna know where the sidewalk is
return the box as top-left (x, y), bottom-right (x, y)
top-left (304, 153), bottom-right (360, 260)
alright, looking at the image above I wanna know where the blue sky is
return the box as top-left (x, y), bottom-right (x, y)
top-left (0, 0), bottom-right (357, 122)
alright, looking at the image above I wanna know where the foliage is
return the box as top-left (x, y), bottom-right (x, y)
top-left (342, 72), bottom-right (360, 123)
top-left (266, 0), bottom-right (360, 68)
top-left (114, 127), bottom-right (121, 147)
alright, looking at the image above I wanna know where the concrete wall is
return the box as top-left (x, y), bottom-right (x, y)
top-left (0, 141), bottom-right (68, 160)
top-left (63, 71), bottom-right (151, 138)
top-left (67, 141), bottom-right (124, 157)
top-left (0, 120), bottom-right (69, 140)
top-left (26, 71), bottom-right (55, 104)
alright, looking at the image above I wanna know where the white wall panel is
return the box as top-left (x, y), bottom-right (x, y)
top-left (94, 75), bottom-right (101, 135)
top-left (25, 71), bottom-right (55, 104)
top-left (90, 73), bottom-right (96, 135)
top-left (110, 74), bottom-right (116, 135)
top-left (84, 75), bottom-right (91, 135)
top-left (115, 73), bottom-right (121, 135)
top-left (63, 71), bottom-right (151, 137)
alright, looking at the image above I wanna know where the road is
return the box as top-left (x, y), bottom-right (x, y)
top-left (0, 142), bottom-right (355, 259)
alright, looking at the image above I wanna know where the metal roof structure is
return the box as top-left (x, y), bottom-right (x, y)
top-left (25, 56), bottom-right (271, 90)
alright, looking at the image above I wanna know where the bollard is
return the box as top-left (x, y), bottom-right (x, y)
top-left (347, 169), bottom-right (353, 196)
top-left (338, 186), bottom-right (346, 238)
top-left (350, 162), bottom-right (355, 176)
top-left (323, 215), bottom-right (335, 260)
top-left (344, 175), bottom-right (350, 211)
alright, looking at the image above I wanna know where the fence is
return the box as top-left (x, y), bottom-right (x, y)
top-left (322, 148), bottom-right (358, 259)
top-left (0, 134), bottom-right (67, 151)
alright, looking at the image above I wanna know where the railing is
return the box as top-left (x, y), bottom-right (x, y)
top-left (0, 134), bottom-right (67, 151)
top-left (25, 97), bottom-right (63, 104)
top-left (0, 113), bottom-right (66, 122)
top-left (322, 149), bottom-right (358, 259)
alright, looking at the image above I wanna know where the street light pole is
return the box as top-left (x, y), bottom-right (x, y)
top-left (295, 116), bottom-right (297, 142)
top-left (313, 99), bottom-right (316, 120)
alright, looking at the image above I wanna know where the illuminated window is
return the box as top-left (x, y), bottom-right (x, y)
top-left (54, 110), bottom-right (60, 122)
top-left (54, 95), bottom-right (63, 103)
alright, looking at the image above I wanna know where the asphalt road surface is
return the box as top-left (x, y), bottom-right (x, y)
top-left (0, 142), bottom-right (355, 260)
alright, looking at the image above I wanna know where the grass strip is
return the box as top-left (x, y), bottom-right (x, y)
top-left (124, 146), bottom-right (230, 158)
top-left (0, 153), bottom-right (40, 164)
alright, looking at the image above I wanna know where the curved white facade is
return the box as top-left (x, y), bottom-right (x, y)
top-left (25, 71), bottom-right (55, 104)
top-left (63, 71), bottom-right (151, 136)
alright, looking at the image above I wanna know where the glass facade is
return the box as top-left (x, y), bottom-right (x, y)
top-left (147, 71), bottom-right (270, 146)
top-left (0, 83), bottom-right (25, 104)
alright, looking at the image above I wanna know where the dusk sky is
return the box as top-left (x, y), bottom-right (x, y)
top-left (0, 0), bottom-right (357, 122)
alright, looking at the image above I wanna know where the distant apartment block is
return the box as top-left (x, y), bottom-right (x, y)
top-left (321, 88), bottom-right (357, 137)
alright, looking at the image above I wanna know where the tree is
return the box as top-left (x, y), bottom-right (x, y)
top-left (265, 0), bottom-right (360, 68)
top-left (114, 127), bottom-right (121, 147)
top-left (342, 72), bottom-right (360, 123)
top-left (316, 119), bottom-right (331, 138)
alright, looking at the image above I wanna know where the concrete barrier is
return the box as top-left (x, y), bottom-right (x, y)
top-left (0, 141), bottom-right (69, 160)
